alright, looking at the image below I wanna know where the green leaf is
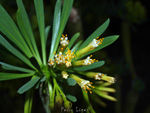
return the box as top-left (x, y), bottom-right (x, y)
top-left (66, 94), bottom-right (77, 102)
top-left (34, 0), bottom-right (46, 65)
top-left (78, 19), bottom-right (110, 50)
top-left (16, 10), bottom-right (34, 53)
top-left (45, 26), bottom-right (51, 42)
top-left (41, 76), bottom-right (46, 82)
top-left (49, 0), bottom-right (61, 59)
top-left (91, 94), bottom-right (107, 107)
top-left (50, 0), bottom-right (74, 59)
top-left (94, 90), bottom-right (117, 101)
top-left (63, 33), bottom-right (80, 54)
top-left (95, 87), bottom-right (116, 92)
top-left (71, 40), bottom-right (83, 52)
top-left (17, 0), bottom-right (42, 64)
top-left (73, 61), bottom-right (105, 72)
top-left (17, 76), bottom-right (41, 94)
top-left (0, 73), bottom-right (34, 81)
top-left (48, 82), bottom-right (53, 100)
top-left (0, 62), bottom-right (35, 73)
top-left (0, 35), bottom-right (35, 69)
top-left (0, 5), bottom-right (32, 58)
top-left (80, 35), bottom-right (119, 59)
top-left (24, 89), bottom-right (34, 113)
top-left (67, 33), bottom-right (80, 49)
top-left (67, 78), bottom-right (77, 86)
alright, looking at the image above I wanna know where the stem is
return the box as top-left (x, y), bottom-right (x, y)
top-left (53, 78), bottom-right (67, 101)
top-left (39, 83), bottom-right (51, 113)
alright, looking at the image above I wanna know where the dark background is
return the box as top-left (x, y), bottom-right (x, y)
top-left (0, 0), bottom-right (150, 113)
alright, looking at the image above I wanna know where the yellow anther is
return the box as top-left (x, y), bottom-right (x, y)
top-left (90, 55), bottom-right (93, 57)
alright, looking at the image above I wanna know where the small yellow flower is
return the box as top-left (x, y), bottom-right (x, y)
top-left (61, 71), bottom-right (69, 79)
top-left (60, 34), bottom-right (69, 47)
top-left (101, 75), bottom-right (116, 83)
top-left (84, 72), bottom-right (104, 80)
top-left (84, 72), bottom-right (115, 83)
top-left (49, 48), bottom-right (75, 67)
top-left (70, 74), bottom-right (94, 93)
top-left (48, 59), bottom-right (55, 66)
top-left (72, 55), bottom-right (98, 66)
top-left (76, 37), bottom-right (104, 57)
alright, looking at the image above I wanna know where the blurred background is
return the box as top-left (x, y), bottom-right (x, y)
top-left (0, 0), bottom-right (150, 113)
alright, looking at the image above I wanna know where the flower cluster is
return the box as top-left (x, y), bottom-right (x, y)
top-left (48, 35), bottom-right (76, 67)
top-left (48, 34), bottom-right (115, 94)
top-left (0, 0), bottom-right (119, 112)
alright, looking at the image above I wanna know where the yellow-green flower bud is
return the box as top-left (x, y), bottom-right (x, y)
top-left (61, 71), bottom-right (69, 79)
top-left (55, 95), bottom-right (63, 105)
top-left (84, 72), bottom-right (104, 80)
top-left (70, 74), bottom-right (94, 93)
top-left (64, 100), bottom-right (72, 109)
top-left (72, 55), bottom-right (97, 67)
top-left (101, 75), bottom-right (116, 83)
top-left (76, 38), bottom-right (104, 57)
top-left (49, 102), bottom-right (54, 110)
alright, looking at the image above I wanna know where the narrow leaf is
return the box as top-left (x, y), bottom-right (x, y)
top-left (78, 19), bottom-right (110, 50)
top-left (0, 73), bottom-right (34, 81)
top-left (49, 0), bottom-right (61, 59)
top-left (50, 0), bottom-right (74, 59)
top-left (94, 90), bottom-right (117, 101)
top-left (0, 5), bottom-right (32, 58)
top-left (68, 33), bottom-right (80, 49)
top-left (16, 0), bottom-right (42, 64)
top-left (96, 87), bottom-right (116, 92)
top-left (34, 0), bottom-right (46, 65)
top-left (73, 61), bottom-right (105, 72)
top-left (17, 76), bottom-right (40, 94)
top-left (80, 35), bottom-right (119, 59)
top-left (16, 9), bottom-right (41, 65)
top-left (0, 62), bottom-right (35, 73)
top-left (0, 35), bottom-right (35, 69)
top-left (24, 89), bottom-right (34, 113)
top-left (45, 26), bottom-right (51, 42)
top-left (63, 33), bottom-right (80, 54)
top-left (71, 40), bottom-right (83, 52)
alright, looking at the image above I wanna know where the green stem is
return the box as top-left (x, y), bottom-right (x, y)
top-left (53, 78), bottom-right (67, 101)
